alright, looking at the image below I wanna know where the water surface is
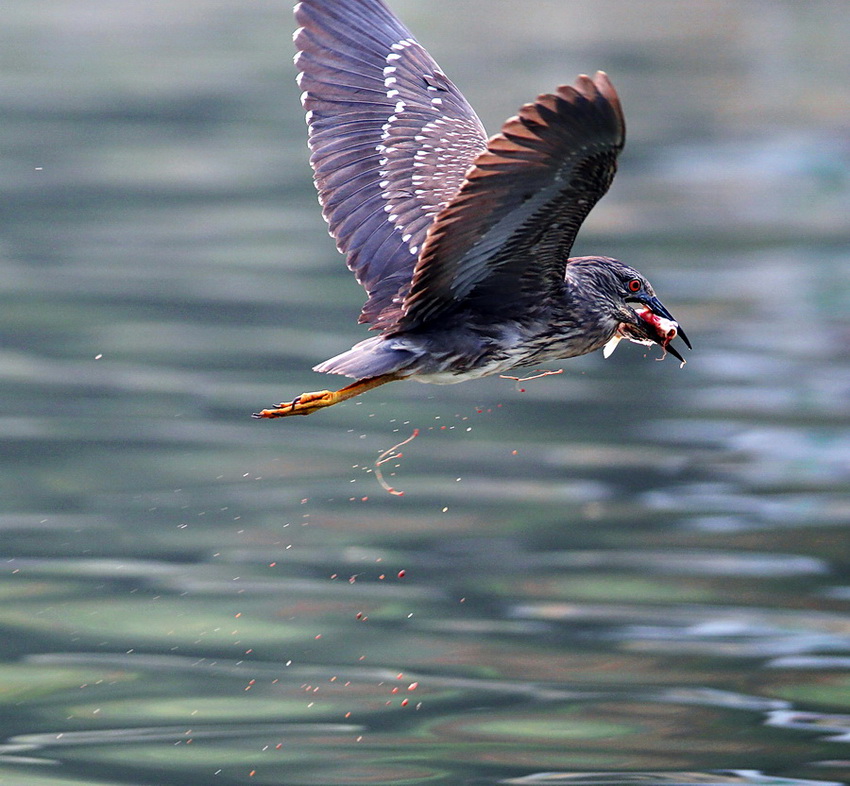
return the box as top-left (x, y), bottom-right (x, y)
top-left (1, 1), bottom-right (849, 784)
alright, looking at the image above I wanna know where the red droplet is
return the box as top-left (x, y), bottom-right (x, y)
top-left (397, 570), bottom-right (406, 578)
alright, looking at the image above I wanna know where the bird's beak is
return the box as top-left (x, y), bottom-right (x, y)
top-left (604, 295), bottom-right (691, 365)
top-left (638, 296), bottom-right (691, 351)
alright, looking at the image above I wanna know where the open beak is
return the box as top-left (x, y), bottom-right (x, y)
top-left (604, 295), bottom-right (691, 365)
top-left (639, 296), bottom-right (691, 351)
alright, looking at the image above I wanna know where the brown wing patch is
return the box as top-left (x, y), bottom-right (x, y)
top-left (398, 72), bottom-right (625, 330)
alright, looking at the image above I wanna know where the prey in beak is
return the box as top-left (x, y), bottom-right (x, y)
top-left (603, 296), bottom-right (691, 366)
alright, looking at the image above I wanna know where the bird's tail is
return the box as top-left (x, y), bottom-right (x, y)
top-left (313, 336), bottom-right (418, 380)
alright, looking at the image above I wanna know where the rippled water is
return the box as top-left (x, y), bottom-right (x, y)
top-left (1, 1), bottom-right (850, 784)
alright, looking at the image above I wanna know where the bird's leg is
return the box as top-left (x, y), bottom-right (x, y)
top-left (252, 374), bottom-right (401, 419)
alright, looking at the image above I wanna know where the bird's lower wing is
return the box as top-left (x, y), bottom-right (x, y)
top-left (399, 72), bottom-right (626, 330)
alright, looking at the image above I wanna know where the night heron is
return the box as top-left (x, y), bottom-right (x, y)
top-left (254, 0), bottom-right (690, 419)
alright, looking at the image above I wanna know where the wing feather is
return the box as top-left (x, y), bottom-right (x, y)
top-left (399, 72), bottom-right (626, 329)
top-left (294, 0), bottom-right (488, 328)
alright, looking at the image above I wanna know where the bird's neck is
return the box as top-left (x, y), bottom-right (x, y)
top-left (560, 268), bottom-right (620, 348)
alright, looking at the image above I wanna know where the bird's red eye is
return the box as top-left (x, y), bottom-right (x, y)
top-left (627, 278), bottom-right (642, 293)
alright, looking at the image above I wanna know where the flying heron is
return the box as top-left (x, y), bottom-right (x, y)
top-left (254, 0), bottom-right (690, 419)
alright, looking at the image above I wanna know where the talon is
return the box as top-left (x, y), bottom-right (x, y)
top-left (251, 400), bottom-right (299, 419)
top-left (275, 396), bottom-right (301, 409)
top-left (251, 389), bottom-right (336, 419)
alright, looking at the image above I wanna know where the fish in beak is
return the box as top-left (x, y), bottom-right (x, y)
top-left (603, 296), bottom-right (691, 365)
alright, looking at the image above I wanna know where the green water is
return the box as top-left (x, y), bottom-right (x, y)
top-left (0, 1), bottom-right (849, 784)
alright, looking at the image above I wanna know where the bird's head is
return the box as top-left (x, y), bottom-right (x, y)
top-left (565, 257), bottom-right (691, 364)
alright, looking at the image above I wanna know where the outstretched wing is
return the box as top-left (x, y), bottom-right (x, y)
top-left (294, 0), bottom-right (488, 328)
top-left (399, 72), bottom-right (625, 330)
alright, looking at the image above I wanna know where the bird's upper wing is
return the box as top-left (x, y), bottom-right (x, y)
top-left (398, 73), bottom-right (625, 331)
top-left (294, 0), bottom-right (488, 328)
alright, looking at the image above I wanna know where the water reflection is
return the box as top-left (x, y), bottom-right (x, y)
top-left (1, 0), bottom-right (849, 784)
top-left (502, 774), bottom-right (844, 785)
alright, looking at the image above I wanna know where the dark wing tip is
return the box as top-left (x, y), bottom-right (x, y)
top-left (480, 72), bottom-right (625, 165)
top-left (550, 72), bottom-right (625, 142)
top-left (573, 71), bottom-right (625, 139)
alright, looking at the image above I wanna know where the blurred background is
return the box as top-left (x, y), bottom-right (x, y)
top-left (1, 1), bottom-right (849, 784)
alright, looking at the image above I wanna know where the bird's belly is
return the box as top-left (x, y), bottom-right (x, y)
top-left (412, 348), bottom-right (536, 385)
top-left (398, 319), bottom-right (595, 385)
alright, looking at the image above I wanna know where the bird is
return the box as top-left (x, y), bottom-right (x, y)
top-left (253, 0), bottom-right (690, 419)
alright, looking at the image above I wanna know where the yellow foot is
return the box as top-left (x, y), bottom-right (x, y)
top-left (252, 374), bottom-right (401, 420)
top-left (252, 389), bottom-right (336, 419)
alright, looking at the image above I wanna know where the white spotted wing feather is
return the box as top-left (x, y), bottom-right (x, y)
top-left (294, 0), bottom-right (487, 328)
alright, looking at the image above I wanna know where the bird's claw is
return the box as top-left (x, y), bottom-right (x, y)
top-left (252, 390), bottom-right (335, 419)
